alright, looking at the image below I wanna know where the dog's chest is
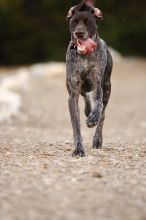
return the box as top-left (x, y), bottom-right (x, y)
top-left (78, 58), bottom-right (91, 72)
top-left (76, 55), bottom-right (97, 74)
top-left (76, 55), bottom-right (101, 92)
top-left (76, 55), bottom-right (101, 86)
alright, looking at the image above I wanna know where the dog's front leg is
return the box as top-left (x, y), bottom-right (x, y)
top-left (86, 84), bottom-right (103, 128)
top-left (68, 92), bottom-right (85, 157)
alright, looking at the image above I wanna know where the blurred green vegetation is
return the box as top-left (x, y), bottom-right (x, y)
top-left (0, 0), bottom-right (146, 65)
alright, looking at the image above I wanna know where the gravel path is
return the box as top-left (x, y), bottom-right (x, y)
top-left (0, 58), bottom-right (146, 220)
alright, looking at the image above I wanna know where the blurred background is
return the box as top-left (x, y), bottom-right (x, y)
top-left (0, 1), bottom-right (146, 220)
top-left (0, 0), bottom-right (146, 65)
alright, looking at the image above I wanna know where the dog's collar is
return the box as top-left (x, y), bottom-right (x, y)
top-left (70, 33), bottom-right (99, 54)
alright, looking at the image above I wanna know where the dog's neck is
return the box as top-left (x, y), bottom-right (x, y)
top-left (91, 33), bottom-right (99, 42)
top-left (70, 33), bottom-right (99, 54)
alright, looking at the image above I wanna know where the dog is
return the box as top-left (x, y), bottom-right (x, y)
top-left (66, 0), bottom-right (113, 157)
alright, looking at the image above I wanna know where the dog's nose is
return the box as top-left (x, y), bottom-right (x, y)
top-left (75, 30), bottom-right (85, 38)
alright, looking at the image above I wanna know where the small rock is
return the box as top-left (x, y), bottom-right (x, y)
top-left (43, 163), bottom-right (48, 169)
top-left (64, 148), bottom-right (71, 152)
top-left (92, 171), bottom-right (102, 178)
top-left (65, 140), bottom-right (71, 144)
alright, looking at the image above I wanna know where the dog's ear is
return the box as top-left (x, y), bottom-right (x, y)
top-left (66, 1), bottom-right (89, 20)
top-left (82, 0), bottom-right (103, 20)
top-left (93, 8), bottom-right (103, 20)
top-left (66, 6), bottom-right (75, 20)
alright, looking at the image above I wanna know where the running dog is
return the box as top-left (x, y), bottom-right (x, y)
top-left (66, 0), bottom-right (113, 156)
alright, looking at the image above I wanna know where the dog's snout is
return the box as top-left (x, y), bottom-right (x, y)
top-left (74, 30), bottom-right (85, 38)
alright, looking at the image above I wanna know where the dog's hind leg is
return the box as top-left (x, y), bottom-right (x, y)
top-left (92, 112), bottom-right (105, 149)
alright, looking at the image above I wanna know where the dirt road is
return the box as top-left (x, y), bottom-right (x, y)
top-left (0, 57), bottom-right (146, 220)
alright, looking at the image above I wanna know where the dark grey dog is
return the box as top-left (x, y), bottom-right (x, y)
top-left (66, 0), bottom-right (113, 157)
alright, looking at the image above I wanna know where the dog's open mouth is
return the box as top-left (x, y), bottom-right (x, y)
top-left (76, 38), bottom-right (97, 54)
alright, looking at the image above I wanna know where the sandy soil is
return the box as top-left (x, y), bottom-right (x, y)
top-left (0, 57), bottom-right (146, 220)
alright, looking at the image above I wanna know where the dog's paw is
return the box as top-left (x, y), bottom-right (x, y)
top-left (72, 149), bottom-right (85, 157)
top-left (86, 115), bottom-right (97, 128)
top-left (92, 138), bottom-right (102, 149)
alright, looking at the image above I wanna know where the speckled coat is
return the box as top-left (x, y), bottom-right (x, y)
top-left (66, 3), bottom-right (113, 157)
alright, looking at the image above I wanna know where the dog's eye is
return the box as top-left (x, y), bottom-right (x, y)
top-left (73, 19), bottom-right (78, 24)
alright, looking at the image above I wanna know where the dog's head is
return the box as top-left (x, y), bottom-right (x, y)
top-left (66, 0), bottom-right (102, 54)
top-left (67, 0), bottom-right (102, 39)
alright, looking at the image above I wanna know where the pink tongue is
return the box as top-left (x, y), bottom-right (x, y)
top-left (77, 38), bottom-right (97, 54)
